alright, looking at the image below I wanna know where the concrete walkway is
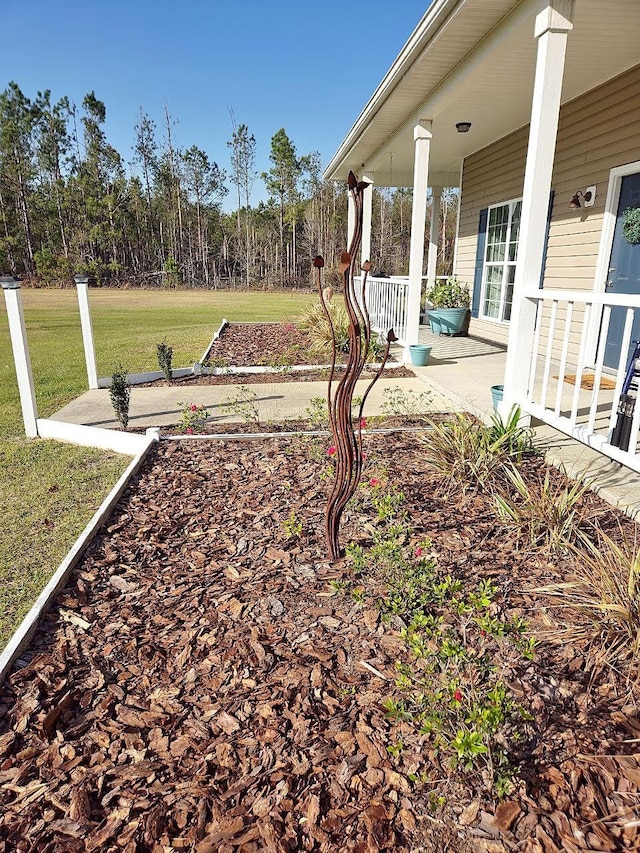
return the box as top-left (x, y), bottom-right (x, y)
top-left (52, 374), bottom-right (455, 431)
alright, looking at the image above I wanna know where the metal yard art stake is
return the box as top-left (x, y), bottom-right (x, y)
top-left (314, 172), bottom-right (397, 561)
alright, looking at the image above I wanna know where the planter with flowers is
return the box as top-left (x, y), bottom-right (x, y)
top-left (426, 277), bottom-right (471, 336)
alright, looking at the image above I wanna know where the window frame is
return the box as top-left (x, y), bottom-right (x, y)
top-left (480, 196), bottom-right (522, 324)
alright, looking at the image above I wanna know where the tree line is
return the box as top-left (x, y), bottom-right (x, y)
top-left (0, 82), bottom-right (457, 289)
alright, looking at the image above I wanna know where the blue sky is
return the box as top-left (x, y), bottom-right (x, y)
top-left (2, 0), bottom-right (430, 208)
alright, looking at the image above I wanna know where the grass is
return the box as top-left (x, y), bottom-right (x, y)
top-left (0, 288), bottom-right (315, 650)
top-left (0, 439), bottom-right (128, 649)
top-left (0, 288), bottom-right (315, 436)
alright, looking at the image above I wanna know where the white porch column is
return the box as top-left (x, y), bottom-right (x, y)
top-left (1, 277), bottom-right (38, 438)
top-left (347, 191), bottom-right (356, 252)
top-left (427, 185), bottom-right (442, 290)
top-left (502, 0), bottom-right (574, 411)
top-left (361, 172), bottom-right (375, 267)
top-left (405, 120), bottom-right (432, 361)
top-left (74, 275), bottom-right (98, 389)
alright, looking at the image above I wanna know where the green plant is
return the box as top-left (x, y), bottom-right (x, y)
top-left (305, 396), bottom-right (329, 428)
top-left (494, 465), bottom-right (596, 551)
top-left (535, 526), bottom-right (640, 662)
top-left (157, 341), bottom-right (173, 380)
top-left (421, 413), bottom-right (518, 492)
top-left (298, 301), bottom-right (350, 356)
top-left (109, 366), bottom-right (130, 430)
top-left (381, 386), bottom-right (433, 417)
top-left (487, 405), bottom-right (535, 460)
top-left (622, 207), bottom-right (640, 245)
top-left (178, 401), bottom-right (209, 434)
top-left (282, 509), bottom-right (303, 539)
top-left (220, 385), bottom-right (259, 424)
top-left (427, 277), bottom-right (470, 309)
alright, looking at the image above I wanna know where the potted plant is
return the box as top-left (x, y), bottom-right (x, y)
top-left (426, 277), bottom-right (471, 336)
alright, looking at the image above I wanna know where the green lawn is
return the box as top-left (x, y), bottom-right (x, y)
top-left (0, 287), bottom-right (315, 650)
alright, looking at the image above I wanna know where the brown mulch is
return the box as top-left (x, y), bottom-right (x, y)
top-left (205, 322), bottom-right (371, 369)
top-left (1, 435), bottom-right (639, 852)
top-left (139, 366), bottom-right (415, 389)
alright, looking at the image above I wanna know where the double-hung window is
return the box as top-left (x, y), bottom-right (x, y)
top-left (481, 198), bottom-right (521, 322)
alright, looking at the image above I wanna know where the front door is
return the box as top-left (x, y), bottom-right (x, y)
top-left (604, 171), bottom-right (640, 369)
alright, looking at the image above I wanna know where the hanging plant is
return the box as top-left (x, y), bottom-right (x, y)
top-left (622, 206), bottom-right (640, 245)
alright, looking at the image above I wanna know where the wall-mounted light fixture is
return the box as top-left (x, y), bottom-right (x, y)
top-left (455, 121), bottom-right (472, 133)
top-left (569, 186), bottom-right (596, 208)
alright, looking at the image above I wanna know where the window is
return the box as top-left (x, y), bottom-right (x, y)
top-left (481, 199), bottom-right (521, 322)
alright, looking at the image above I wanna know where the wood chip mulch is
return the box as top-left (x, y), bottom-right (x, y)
top-left (1, 434), bottom-right (639, 852)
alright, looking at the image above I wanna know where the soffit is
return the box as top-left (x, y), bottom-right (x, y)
top-left (326, 0), bottom-right (640, 187)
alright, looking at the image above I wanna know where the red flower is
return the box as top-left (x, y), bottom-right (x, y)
top-left (360, 418), bottom-right (368, 430)
top-left (186, 427), bottom-right (194, 435)
top-left (369, 477), bottom-right (381, 487)
top-left (414, 546), bottom-right (423, 558)
top-left (327, 445), bottom-right (337, 456)
top-left (453, 690), bottom-right (463, 703)
top-left (190, 404), bottom-right (198, 412)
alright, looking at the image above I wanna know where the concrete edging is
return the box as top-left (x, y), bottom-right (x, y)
top-left (0, 432), bottom-right (157, 688)
top-left (200, 317), bottom-right (229, 364)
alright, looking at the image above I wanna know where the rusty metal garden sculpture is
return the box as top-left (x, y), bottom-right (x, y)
top-left (313, 172), bottom-right (397, 561)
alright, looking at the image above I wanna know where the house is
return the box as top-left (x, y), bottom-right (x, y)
top-left (324, 0), bottom-right (640, 472)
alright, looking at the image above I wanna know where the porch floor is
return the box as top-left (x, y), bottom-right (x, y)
top-left (407, 327), bottom-right (640, 519)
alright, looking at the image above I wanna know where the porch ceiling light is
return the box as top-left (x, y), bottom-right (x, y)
top-left (455, 121), bottom-right (472, 133)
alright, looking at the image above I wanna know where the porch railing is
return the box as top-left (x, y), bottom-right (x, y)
top-left (515, 288), bottom-right (640, 473)
top-left (356, 275), bottom-right (431, 346)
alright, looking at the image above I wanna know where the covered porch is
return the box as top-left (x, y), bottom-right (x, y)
top-left (326, 0), bottom-right (640, 475)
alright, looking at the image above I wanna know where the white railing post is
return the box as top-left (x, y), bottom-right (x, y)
top-left (406, 120), bottom-right (432, 361)
top-left (1, 277), bottom-right (38, 438)
top-left (74, 274), bottom-right (98, 389)
top-left (502, 0), bottom-right (574, 413)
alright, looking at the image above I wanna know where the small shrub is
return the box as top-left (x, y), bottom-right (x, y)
top-left (382, 386), bottom-right (433, 417)
top-left (305, 396), bottom-right (328, 429)
top-left (487, 406), bottom-right (535, 460)
top-left (157, 341), bottom-right (173, 380)
top-left (109, 366), bottom-right (130, 430)
top-left (220, 385), bottom-right (259, 424)
top-left (427, 277), bottom-right (470, 309)
top-left (178, 402), bottom-right (209, 435)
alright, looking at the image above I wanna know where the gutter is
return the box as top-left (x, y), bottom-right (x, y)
top-left (324, 0), bottom-right (462, 180)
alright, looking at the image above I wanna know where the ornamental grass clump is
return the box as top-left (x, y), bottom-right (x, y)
top-left (421, 409), bottom-right (534, 493)
top-left (535, 526), bottom-right (640, 664)
top-left (298, 301), bottom-right (350, 356)
top-left (494, 465), bottom-right (597, 552)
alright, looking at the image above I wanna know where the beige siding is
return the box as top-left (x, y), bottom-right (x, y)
top-left (457, 64), bottom-right (640, 349)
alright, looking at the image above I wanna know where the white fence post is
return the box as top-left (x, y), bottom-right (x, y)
top-left (74, 274), bottom-right (98, 389)
top-left (1, 277), bottom-right (38, 438)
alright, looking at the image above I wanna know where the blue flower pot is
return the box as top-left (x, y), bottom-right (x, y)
top-left (491, 384), bottom-right (504, 411)
top-left (409, 344), bottom-right (432, 367)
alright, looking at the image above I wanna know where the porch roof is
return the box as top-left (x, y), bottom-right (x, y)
top-left (324, 0), bottom-right (640, 188)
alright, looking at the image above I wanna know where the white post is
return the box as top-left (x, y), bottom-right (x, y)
top-left (426, 186), bottom-right (442, 311)
top-left (74, 275), bottom-right (98, 389)
top-left (405, 120), bottom-right (432, 361)
top-left (347, 191), bottom-right (356, 252)
top-left (502, 0), bottom-right (574, 411)
top-left (361, 172), bottom-right (375, 268)
top-left (1, 278), bottom-right (38, 438)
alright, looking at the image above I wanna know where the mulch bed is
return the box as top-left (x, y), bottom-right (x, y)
top-left (138, 366), bottom-right (414, 389)
top-left (1, 433), bottom-right (639, 852)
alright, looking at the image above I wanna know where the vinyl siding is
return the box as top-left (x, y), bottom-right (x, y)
top-left (457, 63), bottom-right (640, 349)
